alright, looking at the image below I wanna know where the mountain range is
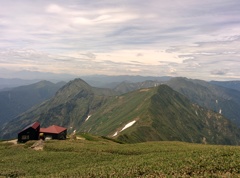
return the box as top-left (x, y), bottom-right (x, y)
top-left (110, 77), bottom-right (240, 127)
top-left (210, 80), bottom-right (240, 91)
top-left (0, 70), bottom-right (171, 89)
top-left (0, 78), bottom-right (41, 90)
top-left (1, 77), bottom-right (240, 145)
top-left (166, 78), bottom-right (240, 126)
top-left (0, 80), bottom-right (66, 127)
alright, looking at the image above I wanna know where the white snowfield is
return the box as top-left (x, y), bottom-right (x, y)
top-left (113, 120), bottom-right (136, 137)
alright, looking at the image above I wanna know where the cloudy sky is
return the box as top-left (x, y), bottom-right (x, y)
top-left (0, 0), bottom-right (240, 80)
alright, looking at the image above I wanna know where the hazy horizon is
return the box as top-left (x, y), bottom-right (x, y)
top-left (1, 0), bottom-right (240, 81)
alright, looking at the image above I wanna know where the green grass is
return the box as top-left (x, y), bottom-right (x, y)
top-left (1, 138), bottom-right (240, 177)
top-left (79, 88), bottom-right (155, 137)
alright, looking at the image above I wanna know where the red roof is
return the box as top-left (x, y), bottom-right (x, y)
top-left (20, 122), bottom-right (40, 133)
top-left (40, 125), bottom-right (67, 134)
top-left (31, 122), bottom-right (40, 129)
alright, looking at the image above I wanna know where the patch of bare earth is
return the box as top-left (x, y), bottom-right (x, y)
top-left (30, 140), bottom-right (44, 151)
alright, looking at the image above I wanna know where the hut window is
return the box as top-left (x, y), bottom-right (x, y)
top-left (22, 135), bottom-right (29, 140)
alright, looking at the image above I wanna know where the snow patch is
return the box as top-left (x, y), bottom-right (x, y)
top-left (216, 100), bottom-right (218, 104)
top-left (85, 115), bottom-right (91, 121)
top-left (112, 120), bottom-right (137, 137)
top-left (120, 120), bottom-right (136, 132)
top-left (113, 131), bottom-right (118, 137)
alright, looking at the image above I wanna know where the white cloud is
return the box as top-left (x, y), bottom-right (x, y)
top-left (46, 4), bottom-right (63, 14)
top-left (46, 4), bottom-right (64, 14)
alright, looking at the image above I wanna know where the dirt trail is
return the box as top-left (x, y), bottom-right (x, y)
top-left (4, 139), bottom-right (17, 144)
top-left (3, 139), bottom-right (44, 150)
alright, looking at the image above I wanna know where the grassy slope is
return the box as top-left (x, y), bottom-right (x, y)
top-left (81, 85), bottom-right (240, 145)
top-left (147, 85), bottom-right (240, 145)
top-left (79, 88), bottom-right (155, 136)
top-left (1, 138), bottom-right (240, 177)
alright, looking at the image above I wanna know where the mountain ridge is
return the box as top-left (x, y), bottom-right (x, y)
top-left (80, 84), bottom-right (240, 145)
top-left (112, 77), bottom-right (240, 127)
top-left (166, 77), bottom-right (240, 126)
top-left (1, 78), bottom-right (240, 145)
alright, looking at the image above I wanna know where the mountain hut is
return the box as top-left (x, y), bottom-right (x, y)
top-left (40, 125), bottom-right (67, 140)
top-left (18, 122), bottom-right (40, 143)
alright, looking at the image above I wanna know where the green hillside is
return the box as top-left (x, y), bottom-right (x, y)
top-left (81, 85), bottom-right (240, 145)
top-left (113, 77), bottom-right (240, 127)
top-left (166, 77), bottom-right (240, 126)
top-left (1, 138), bottom-right (240, 177)
top-left (0, 79), bottom-right (115, 139)
top-left (80, 87), bottom-right (155, 136)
